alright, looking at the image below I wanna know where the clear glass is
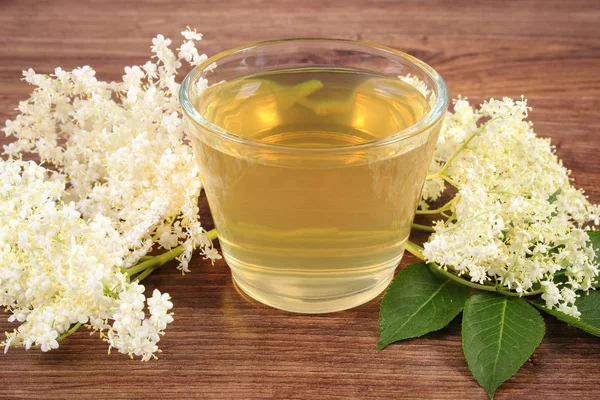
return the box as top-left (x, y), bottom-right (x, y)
top-left (180, 39), bottom-right (449, 313)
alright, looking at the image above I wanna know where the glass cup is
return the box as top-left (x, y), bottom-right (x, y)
top-left (180, 39), bottom-right (449, 313)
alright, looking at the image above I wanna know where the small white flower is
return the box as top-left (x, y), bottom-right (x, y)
top-left (123, 65), bottom-right (144, 88)
top-left (541, 281), bottom-right (561, 307)
top-left (178, 40), bottom-right (199, 63)
top-left (151, 34), bottom-right (172, 58)
top-left (148, 289), bottom-right (173, 312)
top-left (39, 330), bottom-right (59, 352)
top-left (22, 68), bottom-right (37, 83)
top-left (181, 27), bottom-right (203, 41)
top-left (142, 61), bottom-right (158, 79)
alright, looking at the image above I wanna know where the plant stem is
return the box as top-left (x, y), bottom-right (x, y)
top-left (135, 265), bottom-right (159, 282)
top-left (416, 207), bottom-right (450, 215)
top-left (415, 197), bottom-right (456, 215)
top-left (427, 173), bottom-right (461, 189)
top-left (58, 322), bottom-right (82, 341)
top-left (427, 263), bottom-right (516, 296)
top-left (207, 228), bottom-right (218, 240)
top-left (130, 245), bottom-right (186, 276)
top-left (127, 228), bottom-right (219, 276)
top-left (405, 240), bottom-right (426, 260)
top-left (442, 175), bottom-right (460, 188)
top-left (411, 223), bottom-right (435, 233)
top-left (404, 241), bottom-right (543, 297)
top-left (440, 211), bottom-right (452, 219)
top-left (126, 258), bottom-right (157, 275)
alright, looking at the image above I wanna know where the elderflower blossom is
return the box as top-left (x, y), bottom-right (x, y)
top-left (0, 159), bottom-right (172, 360)
top-left (421, 97), bottom-right (600, 317)
top-left (3, 28), bottom-right (220, 271)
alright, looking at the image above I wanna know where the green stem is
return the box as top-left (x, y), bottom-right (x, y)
top-left (206, 228), bottom-right (218, 241)
top-left (427, 173), bottom-right (461, 189)
top-left (405, 240), bottom-right (426, 260)
top-left (411, 223), bottom-right (435, 233)
top-left (126, 259), bottom-right (156, 275)
top-left (127, 228), bottom-right (219, 276)
top-left (415, 209), bottom-right (446, 215)
top-left (131, 246), bottom-right (185, 276)
top-left (405, 241), bottom-right (543, 297)
top-left (130, 241), bottom-right (191, 280)
top-left (440, 211), bottom-right (453, 219)
top-left (429, 262), bottom-right (520, 296)
top-left (443, 176), bottom-right (460, 188)
top-left (135, 265), bottom-right (159, 282)
top-left (58, 322), bottom-right (82, 341)
top-left (415, 206), bottom-right (452, 215)
top-left (415, 197), bottom-right (456, 215)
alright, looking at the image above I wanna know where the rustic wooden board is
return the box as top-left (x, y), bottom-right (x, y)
top-left (1, 0), bottom-right (599, 398)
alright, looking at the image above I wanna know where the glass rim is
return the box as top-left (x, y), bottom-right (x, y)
top-left (179, 38), bottom-right (449, 153)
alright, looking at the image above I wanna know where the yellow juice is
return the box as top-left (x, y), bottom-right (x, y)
top-left (189, 67), bottom-right (436, 312)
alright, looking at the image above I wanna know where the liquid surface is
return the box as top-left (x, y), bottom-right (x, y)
top-left (199, 68), bottom-right (430, 147)
top-left (190, 68), bottom-right (437, 312)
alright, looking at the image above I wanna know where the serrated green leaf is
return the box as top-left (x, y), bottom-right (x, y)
top-left (589, 230), bottom-right (600, 262)
top-left (462, 293), bottom-right (545, 399)
top-left (587, 231), bottom-right (600, 288)
top-left (530, 290), bottom-right (600, 337)
top-left (378, 262), bottom-right (471, 351)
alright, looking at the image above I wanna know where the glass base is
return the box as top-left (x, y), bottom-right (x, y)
top-left (231, 269), bottom-right (395, 314)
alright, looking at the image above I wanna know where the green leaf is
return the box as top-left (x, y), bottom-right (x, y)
top-left (587, 230), bottom-right (600, 287)
top-left (589, 230), bottom-right (600, 261)
top-left (378, 262), bottom-right (471, 351)
top-left (462, 293), bottom-right (545, 399)
top-left (530, 290), bottom-right (600, 337)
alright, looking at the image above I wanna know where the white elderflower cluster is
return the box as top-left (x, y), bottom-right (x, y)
top-left (421, 97), bottom-right (600, 317)
top-left (3, 27), bottom-right (218, 271)
top-left (0, 159), bottom-right (172, 360)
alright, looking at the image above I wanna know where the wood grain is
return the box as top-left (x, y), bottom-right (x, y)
top-left (1, 0), bottom-right (599, 398)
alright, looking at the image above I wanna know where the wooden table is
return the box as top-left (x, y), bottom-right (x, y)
top-left (1, 1), bottom-right (599, 398)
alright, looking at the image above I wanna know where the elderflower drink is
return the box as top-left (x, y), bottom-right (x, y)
top-left (181, 39), bottom-right (448, 313)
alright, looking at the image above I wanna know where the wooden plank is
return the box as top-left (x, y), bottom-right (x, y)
top-left (0, 1), bottom-right (599, 398)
